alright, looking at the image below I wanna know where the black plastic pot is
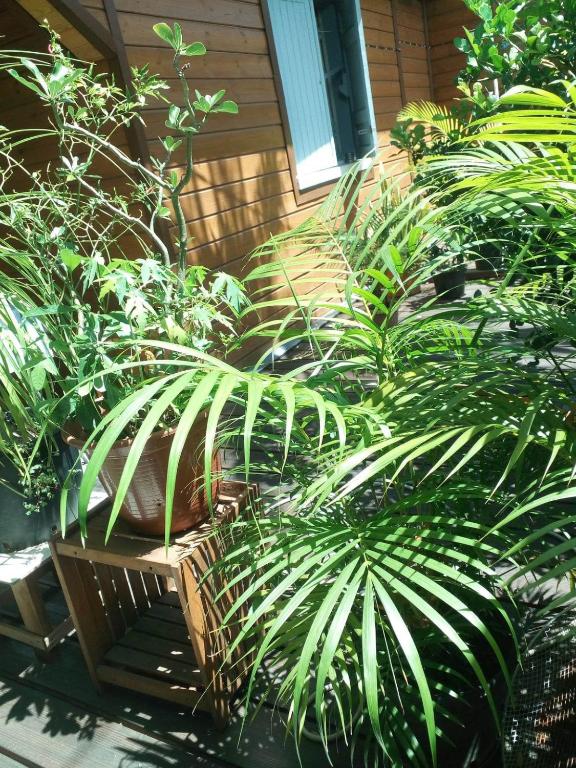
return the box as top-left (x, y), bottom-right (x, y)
top-left (433, 267), bottom-right (466, 301)
top-left (0, 439), bottom-right (80, 554)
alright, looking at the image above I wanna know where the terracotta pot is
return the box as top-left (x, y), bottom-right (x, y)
top-left (65, 417), bottom-right (220, 536)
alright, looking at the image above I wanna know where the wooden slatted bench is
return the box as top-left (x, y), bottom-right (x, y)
top-left (50, 480), bottom-right (257, 727)
top-left (0, 490), bottom-right (109, 657)
top-left (0, 542), bottom-right (74, 656)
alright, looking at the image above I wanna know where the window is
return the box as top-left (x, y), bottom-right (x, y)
top-left (266, 0), bottom-right (377, 191)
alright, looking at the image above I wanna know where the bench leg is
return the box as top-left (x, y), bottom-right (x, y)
top-left (12, 574), bottom-right (53, 660)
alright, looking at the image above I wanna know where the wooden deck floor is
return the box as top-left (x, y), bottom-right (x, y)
top-left (0, 570), bottom-right (354, 768)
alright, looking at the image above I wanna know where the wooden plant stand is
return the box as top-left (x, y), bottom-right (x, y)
top-left (0, 543), bottom-right (74, 656)
top-left (50, 481), bottom-right (256, 727)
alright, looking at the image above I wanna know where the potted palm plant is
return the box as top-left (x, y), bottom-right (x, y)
top-left (0, 24), bottom-right (246, 539)
top-left (73, 140), bottom-right (576, 766)
top-left (64, 87), bottom-right (576, 764)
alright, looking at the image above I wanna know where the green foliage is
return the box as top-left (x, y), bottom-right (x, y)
top-left (0, 26), bottom-right (245, 514)
top-left (0, 297), bottom-right (61, 510)
top-left (79, 124), bottom-right (574, 764)
top-left (391, 101), bottom-right (468, 165)
top-left (3, 17), bottom-right (576, 768)
top-left (390, 118), bottom-right (428, 163)
top-left (391, 1), bottom-right (576, 172)
top-left (203, 91), bottom-right (576, 765)
top-left (457, 0), bottom-right (576, 113)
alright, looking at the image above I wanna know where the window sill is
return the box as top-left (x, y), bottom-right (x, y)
top-left (298, 156), bottom-right (373, 192)
top-left (293, 156), bottom-right (375, 206)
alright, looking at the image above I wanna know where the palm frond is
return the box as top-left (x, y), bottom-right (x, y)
top-left (397, 100), bottom-right (466, 137)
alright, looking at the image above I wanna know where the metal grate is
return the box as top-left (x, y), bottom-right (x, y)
top-left (503, 614), bottom-right (576, 768)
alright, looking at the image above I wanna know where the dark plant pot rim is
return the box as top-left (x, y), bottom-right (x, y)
top-left (434, 264), bottom-right (466, 275)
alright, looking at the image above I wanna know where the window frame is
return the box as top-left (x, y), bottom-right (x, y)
top-left (262, 0), bottom-right (377, 205)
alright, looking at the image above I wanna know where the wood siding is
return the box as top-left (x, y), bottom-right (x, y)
top-left (5, 0), bottom-right (432, 305)
top-left (118, 0), bottom-right (309, 276)
top-left (0, 1), bottom-right (57, 186)
top-left (394, 0), bottom-right (432, 104)
top-left (363, 0), bottom-right (432, 144)
top-left (361, 0), bottom-right (431, 196)
top-left (71, 0), bottom-right (429, 277)
top-left (425, 0), bottom-right (476, 104)
top-left (78, 0), bottom-right (111, 32)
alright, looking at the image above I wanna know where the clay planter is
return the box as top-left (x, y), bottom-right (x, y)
top-left (66, 418), bottom-right (220, 536)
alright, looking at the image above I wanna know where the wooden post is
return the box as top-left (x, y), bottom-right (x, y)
top-left (421, 0), bottom-right (435, 102)
top-left (50, 551), bottom-right (113, 688)
top-left (391, 0), bottom-right (407, 107)
top-left (0, 545), bottom-right (74, 655)
top-left (11, 575), bottom-right (53, 659)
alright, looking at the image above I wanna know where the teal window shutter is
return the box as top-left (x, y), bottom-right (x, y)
top-left (340, 0), bottom-right (378, 159)
top-left (268, 0), bottom-right (339, 188)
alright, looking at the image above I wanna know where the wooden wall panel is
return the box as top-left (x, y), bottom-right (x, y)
top-left (361, 0), bottom-right (431, 176)
top-left (78, 0), bottom-right (110, 32)
top-left (425, 0), bottom-right (476, 104)
top-left (108, 0), bottom-right (428, 278)
top-left (108, 0), bottom-right (306, 322)
top-left (0, 1), bottom-right (57, 190)
top-left (394, 0), bottom-right (432, 104)
top-left (118, 15), bottom-right (270, 54)
top-left (361, 0), bottom-right (398, 163)
top-left (15, 0), bottom-right (113, 58)
top-left (2, 0), bottom-right (429, 357)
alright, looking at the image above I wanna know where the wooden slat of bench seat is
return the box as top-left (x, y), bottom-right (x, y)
top-left (146, 602), bottom-right (188, 626)
top-left (157, 590), bottom-right (180, 607)
top-left (0, 579), bottom-right (69, 625)
top-left (97, 664), bottom-right (204, 709)
top-left (0, 543), bottom-right (51, 585)
top-left (104, 644), bottom-right (203, 687)
top-left (53, 537), bottom-right (177, 577)
top-left (0, 619), bottom-right (47, 649)
top-left (117, 628), bottom-right (197, 666)
top-left (132, 615), bottom-right (191, 645)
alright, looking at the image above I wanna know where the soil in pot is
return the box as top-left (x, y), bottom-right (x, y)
top-left (0, 439), bottom-right (80, 554)
top-left (433, 267), bottom-right (466, 302)
top-left (66, 417), bottom-right (220, 536)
